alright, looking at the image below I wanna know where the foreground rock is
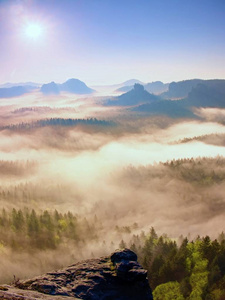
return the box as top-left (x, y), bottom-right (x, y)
top-left (0, 249), bottom-right (153, 300)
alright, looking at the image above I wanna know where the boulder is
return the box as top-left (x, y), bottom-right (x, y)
top-left (0, 249), bottom-right (153, 300)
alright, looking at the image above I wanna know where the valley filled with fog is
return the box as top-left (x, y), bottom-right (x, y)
top-left (1, 1), bottom-right (225, 298)
top-left (0, 86), bottom-right (225, 283)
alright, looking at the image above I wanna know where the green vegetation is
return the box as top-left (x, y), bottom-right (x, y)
top-left (0, 207), bottom-right (224, 298)
top-left (0, 208), bottom-right (98, 251)
top-left (125, 228), bottom-right (225, 300)
top-left (0, 156), bottom-right (224, 298)
top-left (124, 156), bottom-right (225, 187)
top-left (162, 156), bottom-right (225, 186)
top-left (153, 281), bottom-right (185, 300)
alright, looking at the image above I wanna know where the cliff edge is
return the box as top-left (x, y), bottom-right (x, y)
top-left (0, 249), bottom-right (153, 299)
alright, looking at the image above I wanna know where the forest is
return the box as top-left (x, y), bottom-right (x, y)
top-left (1, 117), bottom-right (113, 130)
top-left (0, 207), bottom-right (225, 299)
top-left (0, 156), bottom-right (225, 298)
top-left (1, 0), bottom-right (225, 297)
top-left (0, 90), bottom-right (224, 299)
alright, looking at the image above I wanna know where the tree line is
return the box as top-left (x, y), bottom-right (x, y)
top-left (1, 118), bottom-right (114, 130)
top-left (0, 208), bottom-right (98, 251)
top-left (122, 227), bottom-right (225, 300)
top-left (0, 207), bottom-right (225, 299)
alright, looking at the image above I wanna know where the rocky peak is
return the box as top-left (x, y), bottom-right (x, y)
top-left (0, 249), bottom-right (153, 299)
top-left (133, 83), bottom-right (145, 92)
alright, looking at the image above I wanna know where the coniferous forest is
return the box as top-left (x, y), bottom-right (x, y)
top-left (0, 207), bottom-right (225, 299)
top-left (1, 1), bottom-right (225, 299)
top-left (0, 130), bottom-right (225, 299)
top-left (0, 78), bottom-right (225, 300)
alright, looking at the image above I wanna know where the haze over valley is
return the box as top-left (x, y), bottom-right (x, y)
top-left (0, 77), bottom-right (224, 285)
top-left (1, 1), bottom-right (225, 299)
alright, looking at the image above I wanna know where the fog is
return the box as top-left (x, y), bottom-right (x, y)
top-left (0, 92), bottom-right (225, 283)
top-left (195, 107), bottom-right (225, 124)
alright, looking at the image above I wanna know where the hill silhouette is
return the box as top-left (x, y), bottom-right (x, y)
top-left (0, 82), bottom-right (40, 88)
top-left (40, 81), bottom-right (60, 95)
top-left (0, 85), bottom-right (37, 98)
top-left (182, 80), bottom-right (225, 107)
top-left (161, 79), bottom-right (203, 99)
top-left (145, 81), bottom-right (169, 94)
top-left (60, 78), bottom-right (95, 94)
top-left (115, 81), bottom-right (168, 94)
top-left (107, 84), bottom-right (160, 106)
top-left (133, 79), bottom-right (225, 117)
top-left (161, 79), bottom-right (225, 102)
top-left (132, 100), bottom-right (196, 118)
top-left (40, 78), bottom-right (95, 95)
top-left (121, 79), bottom-right (145, 86)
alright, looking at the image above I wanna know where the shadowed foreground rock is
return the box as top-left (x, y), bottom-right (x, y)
top-left (0, 249), bottom-right (153, 300)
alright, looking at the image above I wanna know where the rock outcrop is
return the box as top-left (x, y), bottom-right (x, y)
top-left (107, 84), bottom-right (160, 106)
top-left (0, 249), bottom-right (153, 300)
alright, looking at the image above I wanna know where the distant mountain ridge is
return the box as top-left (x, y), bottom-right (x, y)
top-left (1, 78), bottom-right (225, 107)
top-left (0, 78), bottom-right (95, 98)
top-left (132, 79), bottom-right (225, 118)
top-left (0, 82), bottom-right (41, 88)
top-left (182, 80), bottom-right (225, 107)
top-left (91, 79), bottom-right (145, 93)
top-left (0, 85), bottom-right (37, 98)
top-left (106, 79), bottom-right (225, 118)
top-left (160, 79), bottom-right (225, 99)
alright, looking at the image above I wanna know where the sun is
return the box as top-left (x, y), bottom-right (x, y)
top-left (24, 22), bottom-right (44, 40)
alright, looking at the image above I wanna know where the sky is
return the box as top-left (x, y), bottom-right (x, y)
top-left (0, 0), bottom-right (225, 85)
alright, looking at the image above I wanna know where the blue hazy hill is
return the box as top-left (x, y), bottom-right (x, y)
top-left (60, 78), bottom-right (95, 94)
top-left (116, 81), bottom-right (169, 95)
top-left (0, 85), bottom-right (37, 98)
top-left (161, 79), bottom-right (203, 99)
top-left (132, 100), bottom-right (196, 118)
top-left (107, 84), bottom-right (160, 106)
top-left (40, 81), bottom-right (60, 95)
top-left (40, 78), bottom-right (95, 95)
top-left (182, 80), bottom-right (225, 108)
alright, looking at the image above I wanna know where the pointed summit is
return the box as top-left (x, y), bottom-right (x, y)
top-left (107, 84), bottom-right (160, 106)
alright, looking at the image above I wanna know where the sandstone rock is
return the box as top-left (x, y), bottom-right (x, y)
top-left (0, 249), bottom-right (153, 300)
top-left (111, 248), bottom-right (138, 264)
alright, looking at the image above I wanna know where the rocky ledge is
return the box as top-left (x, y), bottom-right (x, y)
top-left (0, 249), bottom-right (153, 299)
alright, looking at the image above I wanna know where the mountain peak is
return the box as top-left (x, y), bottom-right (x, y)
top-left (106, 84), bottom-right (160, 106)
top-left (133, 83), bottom-right (145, 92)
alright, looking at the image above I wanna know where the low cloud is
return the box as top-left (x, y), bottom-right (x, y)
top-left (0, 95), bottom-right (225, 282)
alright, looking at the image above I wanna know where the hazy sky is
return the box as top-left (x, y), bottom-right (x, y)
top-left (0, 0), bottom-right (225, 85)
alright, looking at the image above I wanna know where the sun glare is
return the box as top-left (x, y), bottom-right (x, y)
top-left (25, 23), bottom-right (43, 40)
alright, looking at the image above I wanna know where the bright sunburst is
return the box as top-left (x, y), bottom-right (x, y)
top-left (24, 22), bottom-right (44, 40)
